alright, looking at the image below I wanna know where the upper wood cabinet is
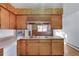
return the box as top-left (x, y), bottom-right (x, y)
top-left (0, 7), bottom-right (16, 29)
top-left (9, 12), bottom-right (16, 29)
top-left (0, 4), bottom-right (16, 29)
top-left (51, 14), bottom-right (62, 29)
top-left (16, 15), bottom-right (27, 29)
top-left (0, 7), bottom-right (9, 29)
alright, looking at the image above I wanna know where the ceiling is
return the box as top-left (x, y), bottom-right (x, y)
top-left (11, 3), bottom-right (63, 8)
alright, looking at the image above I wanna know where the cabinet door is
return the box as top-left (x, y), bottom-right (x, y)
top-left (16, 15), bottom-right (27, 29)
top-left (9, 12), bottom-right (16, 29)
top-left (17, 40), bottom-right (27, 56)
top-left (0, 48), bottom-right (3, 56)
top-left (27, 42), bottom-right (39, 55)
top-left (39, 42), bottom-right (51, 56)
top-left (51, 15), bottom-right (62, 29)
top-left (1, 8), bottom-right (9, 29)
top-left (52, 41), bottom-right (64, 56)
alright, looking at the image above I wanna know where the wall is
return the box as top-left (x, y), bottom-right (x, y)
top-left (63, 3), bottom-right (79, 18)
top-left (63, 4), bottom-right (79, 49)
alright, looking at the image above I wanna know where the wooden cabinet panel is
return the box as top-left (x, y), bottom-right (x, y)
top-left (9, 12), bottom-right (16, 29)
top-left (20, 40), bottom-right (27, 56)
top-left (39, 39), bottom-right (51, 43)
top-left (16, 15), bottom-right (27, 29)
top-left (17, 40), bottom-right (27, 56)
top-left (52, 40), bottom-right (64, 56)
top-left (51, 15), bottom-right (62, 29)
top-left (17, 40), bottom-right (21, 56)
top-left (39, 42), bottom-right (51, 55)
top-left (0, 48), bottom-right (3, 56)
top-left (1, 8), bottom-right (9, 28)
top-left (27, 42), bottom-right (39, 55)
top-left (0, 3), bottom-right (16, 15)
top-left (0, 4), bottom-right (16, 29)
top-left (17, 39), bottom-right (64, 56)
top-left (17, 40), bottom-right (39, 56)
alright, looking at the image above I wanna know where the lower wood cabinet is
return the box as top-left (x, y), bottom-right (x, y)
top-left (52, 40), bottom-right (64, 55)
top-left (27, 42), bottom-right (39, 55)
top-left (17, 39), bottom-right (64, 56)
top-left (0, 48), bottom-right (3, 56)
top-left (17, 40), bottom-right (26, 56)
top-left (39, 42), bottom-right (51, 55)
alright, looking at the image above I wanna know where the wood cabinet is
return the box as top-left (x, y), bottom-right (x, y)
top-left (0, 7), bottom-right (9, 28)
top-left (39, 42), bottom-right (51, 55)
top-left (51, 14), bottom-right (62, 29)
top-left (27, 42), bottom-right (39, 55)
top-left (17, 39), bottom-right (64, 56)
top-left (9, 12), bottom-right (16, 29)
top-left (17, 40), bottom-right (27, 56)
top-left (52, 39), bottom-right (64, 55)
top-left (0, 48), bottom-right (3, 56)
top-left (16, 15), bottom-right (27, 29)
top-left (17, 39), bottom-right (39, 56)
top-left (0, 7), bottom-right (16, 29)
top-left (39, 40), bottom-right (51, 55)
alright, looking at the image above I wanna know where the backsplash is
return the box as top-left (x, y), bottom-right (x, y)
top-left (53, 29), bottom-right (67, 38)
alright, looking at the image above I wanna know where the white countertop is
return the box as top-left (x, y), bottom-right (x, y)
top-left (18, 36), bottom-right (64, 39)
top-left (0, 36), bottom-right (16, 48)
top-left (0, 35), bottom-right (16, 39)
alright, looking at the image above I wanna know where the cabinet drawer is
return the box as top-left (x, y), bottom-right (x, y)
top-left (39, 39), bottom-right (51, 43)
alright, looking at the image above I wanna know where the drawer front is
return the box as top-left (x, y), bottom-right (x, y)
top-left (39, 40), bottom-right (51, 43)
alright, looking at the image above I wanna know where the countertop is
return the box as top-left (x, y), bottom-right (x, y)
top-left (0, 36), bottom-right (16, 48)
top-left (18, 36), bottom-right (64, 39)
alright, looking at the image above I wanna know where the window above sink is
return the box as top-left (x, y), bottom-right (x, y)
top-left (37, 24), bottom-right (51, 32)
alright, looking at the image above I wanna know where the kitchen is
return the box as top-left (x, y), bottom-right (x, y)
top-left (0, 3), bottom-right (65, 56)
